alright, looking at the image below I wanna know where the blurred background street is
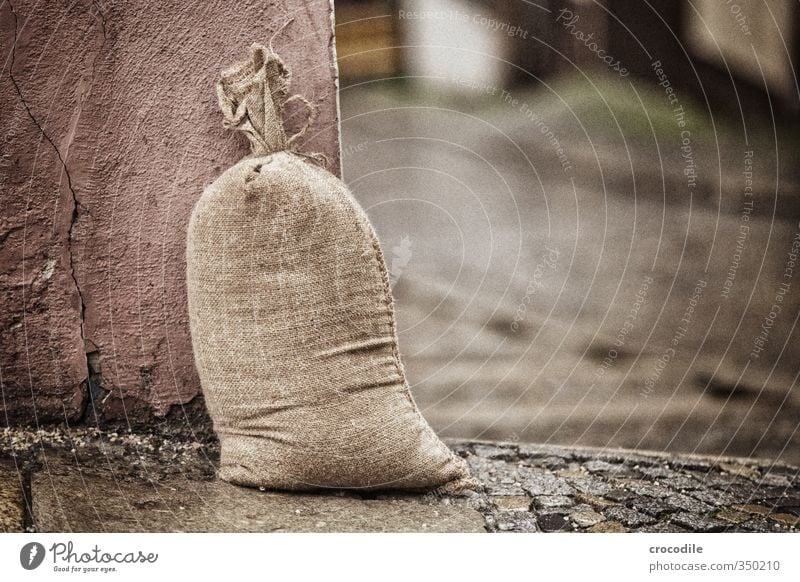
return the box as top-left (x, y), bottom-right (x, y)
top-left (334, 0), bottom-right (800, 462)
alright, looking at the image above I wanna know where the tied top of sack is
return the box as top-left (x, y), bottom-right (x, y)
top-left (217, 43), bottom-right (306, 156)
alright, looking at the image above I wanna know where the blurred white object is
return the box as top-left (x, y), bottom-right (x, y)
top-left (400, 0), bottom-right (508, 90)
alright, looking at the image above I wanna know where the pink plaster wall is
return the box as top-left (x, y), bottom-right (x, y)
top-left (1, 0), bottom-right (340, 426)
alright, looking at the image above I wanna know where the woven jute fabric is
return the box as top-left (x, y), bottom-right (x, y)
top-left (186, 44), bottom-right (475, 492)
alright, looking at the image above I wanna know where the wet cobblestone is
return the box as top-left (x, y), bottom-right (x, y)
top-left (451, 441), bottom-right (800, 533)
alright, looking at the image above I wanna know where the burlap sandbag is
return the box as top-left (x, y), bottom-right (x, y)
top-left (186, 44), bottom-right (475, 493)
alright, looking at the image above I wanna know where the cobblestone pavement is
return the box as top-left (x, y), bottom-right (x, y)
top-left (448, 441), bottom-right (799, 532)
top-left (1, 428), bottom-right (798, 533)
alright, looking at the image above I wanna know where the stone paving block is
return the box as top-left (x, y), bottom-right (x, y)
top-left (472, 444), bottom-right (518, 461)
top-left (715, 508), bottom-right (751, 524)
top-left (536, 513), bottom-right (572, 532)
top-left (520, 455), bottom-right (568, 471)
top-left (563, 475), bottom-right (612, 496)
top-left (659, 474), bottom-right (702, 491)
top-left (688, 487), bottom-right (738, 506)
top-left (603, 487), bottom-right (633, 503)
top-left (0, 461), bottom-right (25, 532)
top-left (570, 510), bottom-right (605, 528)
top-left (533, 495), bottom-right (574, 510)
top-left (32, 460), bottom-right (485, 533)
top-left (519, 467), bottom-right (575, 496)
top-left (752, 485), bottom-right (796, 502)
top-left (669, 512), bottom-right (728, 532)
top-left (634, 497), bottom-right (674, 518)
top-left (494, 510), bottom-right (540, 532)
top-left (603, 505), bottom-right (656, 528)
top-left (492, 496), bottom-right (531, 511)
top-left (574, 492), bottom-right (617, 510)
top-left (614, 478), bottom-right (672, 498)
top-left (664, 493), bottom-right (714, 513)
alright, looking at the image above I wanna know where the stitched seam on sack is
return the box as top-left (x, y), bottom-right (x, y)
top-left (367, 234), bottom-right (406, 390)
